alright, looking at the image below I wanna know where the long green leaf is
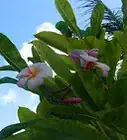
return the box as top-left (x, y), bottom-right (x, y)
top-left (0, 33), bottom-right (27, 71)
top-left (0, 120), bottom-right (37, 140)
top-left (31, 117), bottom-right (108, 140)
top-left (5, 131), bottom-right (30, 140)
top-left (78, 71), bottom-right (106, 110)
top-left (35, 31), bottom-right (88, 53)
top-left (101, 104), bottom-right (127, 135)
top-left (69, 73), bottom-right (98, 111)
top-left (17, 106), bottom-right (108, 140)
top-left (0, 65), bottom-right (17, 71)
top-left (0, 77), bottom-right (17, 85)
top-left (122, 0), bottom-right (127, 25)
top-left (90, 4), bottom-right (104, 36)
top-left (55, 0), bottom-right (81, 37)
top-left (18, 107), bottom-right (37, 123)
top-left (47, 106), bottom-right (97, 124)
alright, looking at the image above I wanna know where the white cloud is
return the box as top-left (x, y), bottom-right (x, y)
top-left (24, 93), bottom-right (39, 112)
top-left (36, 22), bottom-right (60, 34)
top-left (19, 22), bottom-right (61, 65)
top-left (36, 22), bottom-right (66, 55)
top-left (0, 89), bottom-right (16, 104)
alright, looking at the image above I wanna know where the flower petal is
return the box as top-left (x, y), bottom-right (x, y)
top-left (27, 77), bottom-right (44, 90)
top-left (17, 77), bottom-right (28, 88)
top-left (80, 54), bottom-right (98, 62)
top-left (96, 62), bottom-right (110, 71)
top-left (85, 48), bottom-right (99, 57)
top-left (17, 67), bottom-right (30, 79)
top-left (96, 62), bottom-right (110, 77)
top-left (69, 50), bottom-right (84, 60)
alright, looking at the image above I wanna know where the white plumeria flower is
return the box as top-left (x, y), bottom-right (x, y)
top-left (17, 63), bottom-right (53, 90)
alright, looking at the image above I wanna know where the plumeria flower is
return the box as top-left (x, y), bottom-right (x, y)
top-left (17, 63), bottom-right (53, 90)
top-left (69, 48), bottom-right (99, 61)
top-left (60, 97), bottom-right (83, 104)
top-left (80, 54), bottom-right (110, 76)
top-left (69, 48), bottom-right (110, 77)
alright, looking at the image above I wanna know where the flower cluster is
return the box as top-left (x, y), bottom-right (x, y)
top-left (16, 48), bottom-right (108, 104)
top-left (69, 48), bottom-right (110, 77)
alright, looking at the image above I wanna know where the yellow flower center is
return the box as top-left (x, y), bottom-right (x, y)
top-left (28, 67), bottom-right (40, 78)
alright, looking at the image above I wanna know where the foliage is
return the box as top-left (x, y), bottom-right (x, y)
top-left (0, 0), bottom-right (127, 139)
top-left (78, 0), bottom-right (123, 33)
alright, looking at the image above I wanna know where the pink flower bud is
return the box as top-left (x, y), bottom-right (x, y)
top-left (60, 97), bottom-right (83, 104)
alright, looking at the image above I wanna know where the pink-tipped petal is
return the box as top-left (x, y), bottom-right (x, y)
top-left (96, 62), bottom-right (110, 77)
top-left (17, 77), bottom-right (28, 88)
top-left (103, 71), bottom-right (108, 77)
top-left (86, 48), bottom-right (99, 57)
top-left (96, 62), bottom-right (110, 71)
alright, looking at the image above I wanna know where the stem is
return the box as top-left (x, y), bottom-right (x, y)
top-left (112, 124), bottom-right (127, 137)
top-left (96, 121), bottom-right (109, 139)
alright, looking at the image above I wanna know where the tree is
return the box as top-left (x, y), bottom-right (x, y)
top-left (1, 0), bottom-right (127, 139)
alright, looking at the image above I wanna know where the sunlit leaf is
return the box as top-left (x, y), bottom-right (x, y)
top-left (55, 0), bottom-right (81, 37)
top-left (0, 33), bottom-right (27, 71)
top-left (90, 4), bottom-right (104, 37)
top-left (35, 31), bottom-right (88, 53)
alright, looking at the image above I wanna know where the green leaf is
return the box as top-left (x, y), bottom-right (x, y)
top-left (90, 4), bottom-right (104, 37)
top-left (101, 39), bottom-right (122, 84)
top-left (114, 31), bottom-right (127, 53)
top-left (37, 98), bottom-right (54, 117)
top-left (34, 31), bottom-right (88, 53)
top-left (101, 104), bottom-right (127, 134)
top-left (55, 0), bottom-right (81, 37)
top-left (60, 54), bottom-right (75, 70)
top-left (69, 73), bottom-right (98, 111)
top-left (0, 121), bottom-right (35, 140)
top-left (48, 106), bottom-right (96, 124)
top-left (18, 107), bottom-right (37, 123)
top-left (54, 75), bottom-right (68, 88)
top-left (122, 0), bottom-right (127, 25)
top-left (33, 117), bottom-right (108, 140)
top-left (5, 131), bottom-right (30, 140)
top-left (0, 33), bottom-right (27, 71)
top-left (28, 46), bottom-right (42, 63)
top-left (0, 65), bottom-right (16, 71)
top-left (108, 79), bottom-right (125, 108)
top-left (120, 55), bottom-right (127, 74)
top-left (55, 21), bottom-right (72, 37)
top-left (78, 71), bottom-right (106, 110)
top-left (32, 40), bottom-right (72, 81)
top-left (0, 77), bottom-right (17, 85)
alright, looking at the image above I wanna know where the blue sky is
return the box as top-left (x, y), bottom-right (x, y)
top-left (0, 0), bottom-right (122, 130)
